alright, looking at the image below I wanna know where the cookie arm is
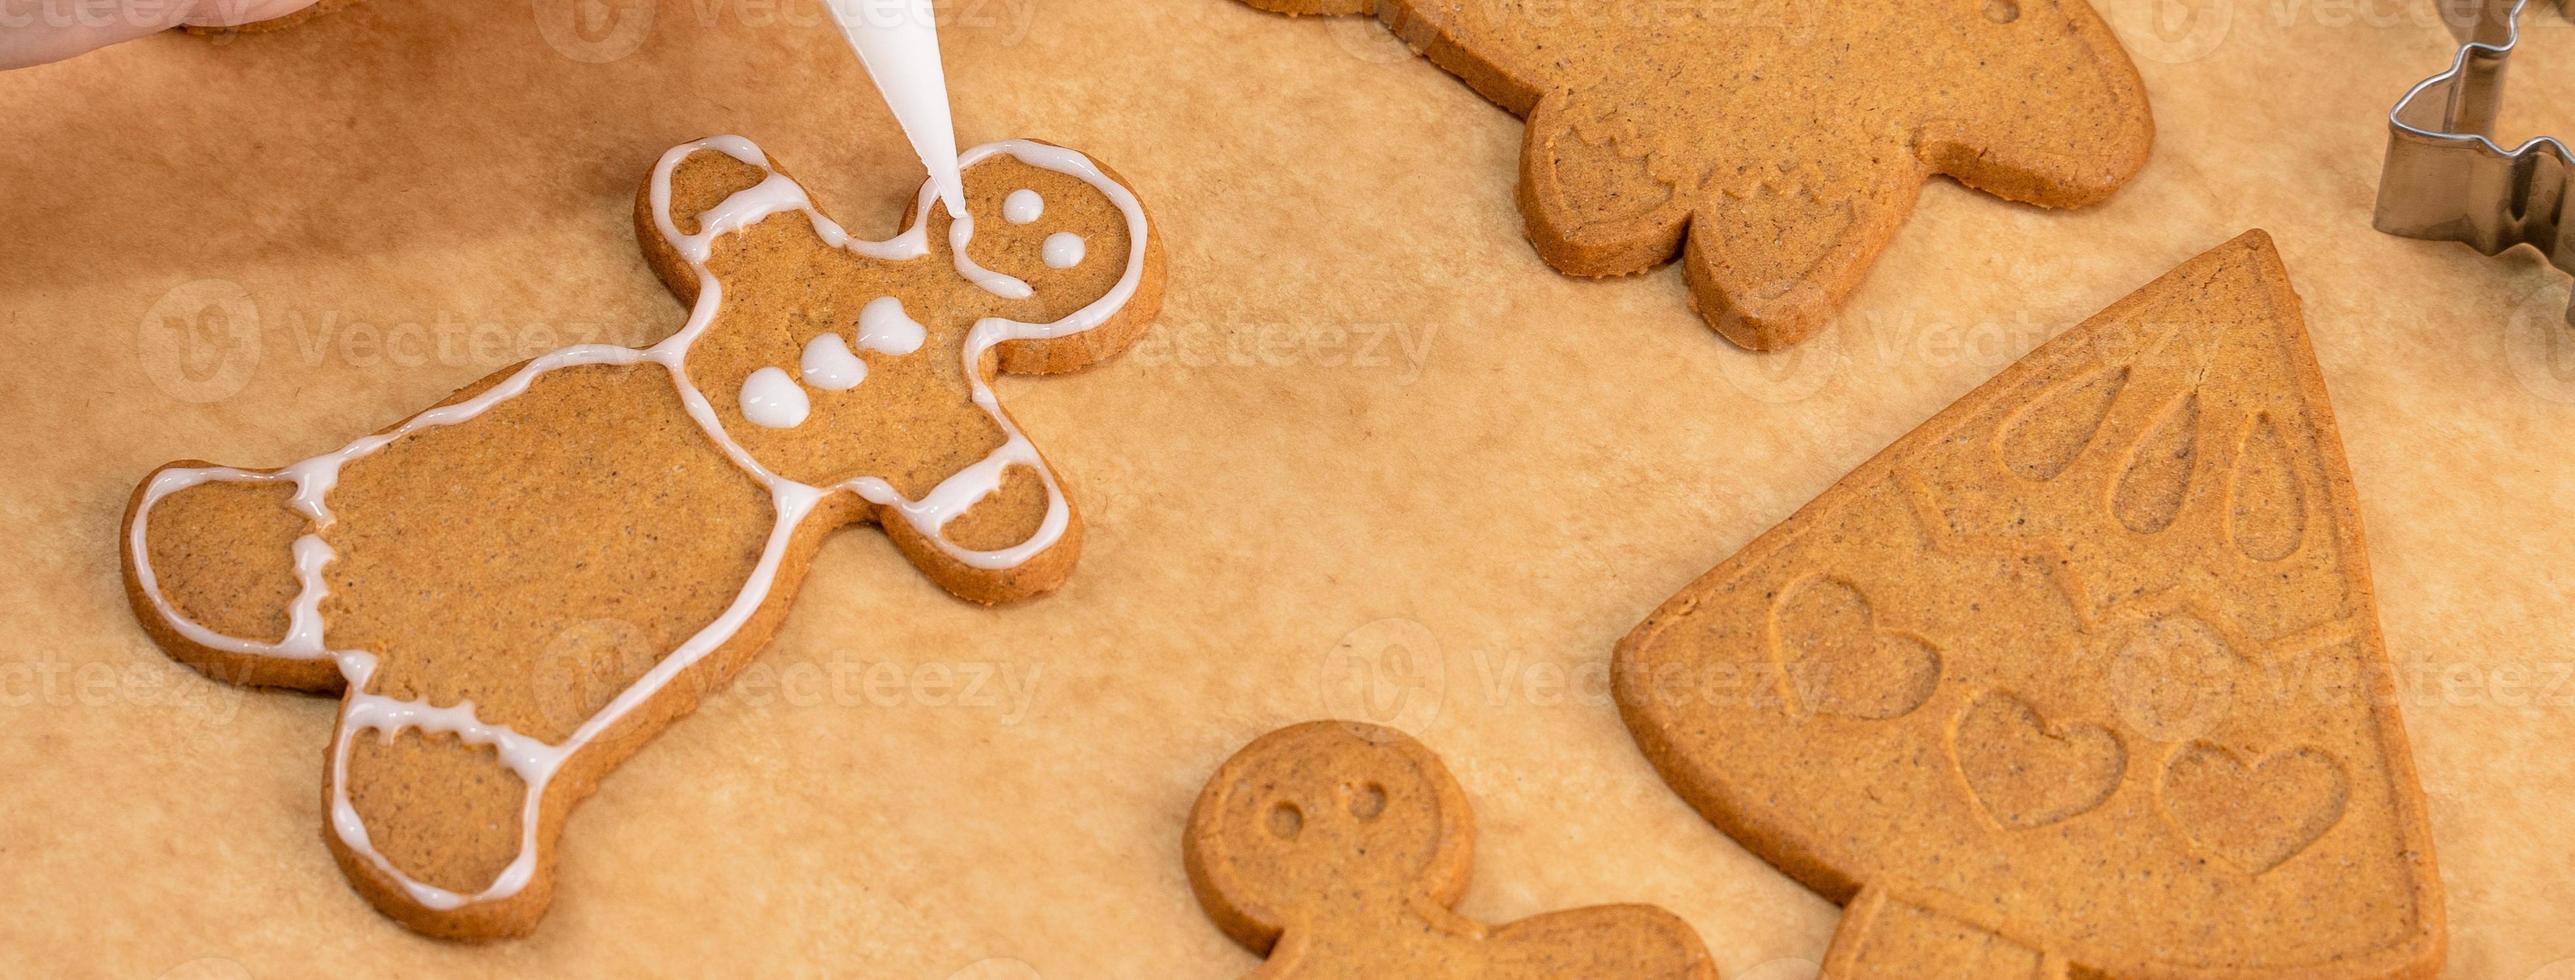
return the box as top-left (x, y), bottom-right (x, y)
top-left (1486, 904), bottom-right (1720, 978)
top-left (1378, 0), bottom-right (1556, 116)
top-left (1912, 0), bottom-right (2153, 209)
top-left (121, 462), bottom-right (345, 691)
top-left (875, 460), bottom-right (1084, 606)
top-left (1821, 884), bottom-right (2071, 980)
top-left (1680, 169), bottom-right (1923, 352)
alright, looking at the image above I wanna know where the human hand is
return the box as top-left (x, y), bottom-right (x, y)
top-left (1, 0), bottom-right (320, 70)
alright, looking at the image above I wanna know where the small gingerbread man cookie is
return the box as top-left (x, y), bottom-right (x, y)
top-left (121, 134), bottom-right (1163, 939)
top-left (1185, 721), bottom-right (1718, 978)
top-left (1233, 0), bottom-right (2154, 350)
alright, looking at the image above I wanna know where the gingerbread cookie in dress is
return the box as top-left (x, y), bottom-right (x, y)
top-left (1232, 0), bottom-right (2153, 350)
top-left (120, 135), bottom-right (1164, 939)
top-left (1614, 232), bottom-right (2443, 978)
top-left (1185, 721), bottom-right (1717, 978)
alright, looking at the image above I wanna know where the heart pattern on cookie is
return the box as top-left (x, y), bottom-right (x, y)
top-left (1613, 233), bottom-right (2444, 977)
top-left (1953, 690), bottom-right (2125, 829)
top-left (1770, 575), bottom-right (1942, 720)
top-left (2161, 742), bottom-right (2349, 874)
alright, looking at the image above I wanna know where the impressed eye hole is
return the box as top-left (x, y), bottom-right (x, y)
top-left (1983, 0), bottom-right (2019, 23)
top-left (1346, 782), bottom-right (1387, 820)
top-left (1266, 801), bottom-right (1304, 840)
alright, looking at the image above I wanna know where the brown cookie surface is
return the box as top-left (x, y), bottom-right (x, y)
top-left (1233, 0), bottom-right (2153, 350)
top-left (1185, 720), bottom-right (1718, 978)
top-left (118, 134), bottom-right (1164, 939)
top-left (1614, 232), bottom-right (2443, 978)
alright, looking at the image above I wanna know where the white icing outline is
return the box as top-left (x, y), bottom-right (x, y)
top-left (121, 135), bottom-right (1151, 914)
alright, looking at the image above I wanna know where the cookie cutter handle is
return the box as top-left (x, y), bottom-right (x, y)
top-left (2439, 0), bottom-right (2516, 129)
top-left (2374, 0), bottom-right (2575, 325)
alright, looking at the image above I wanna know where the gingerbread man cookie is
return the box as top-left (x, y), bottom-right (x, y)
top-left (1233, 0), bottom-right (2154, 350)
top-left (1185, 721), bottom-right (1717, 978)
top-left (120, 134), bottom-right (1164, 939)
top-left (1615, 233), bottom-right (2443, 978)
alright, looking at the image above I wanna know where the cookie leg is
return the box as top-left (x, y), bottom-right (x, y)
top-left (1678, 168), bottom-right (1919, 352)
top-left (1820, 883), bottom-right (2069, 980)
top-left (323, 702), bottom-right (558, 940)
top-left (1517, 93), bottom-right (1696, 280)
top-left (1487, 904), bottom-right (1719, 979)
top-left (121, 463), bottom-right (341, 691)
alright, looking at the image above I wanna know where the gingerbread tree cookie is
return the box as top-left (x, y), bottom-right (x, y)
top-left (1235, 0), bottom-right (2154, 350)
top-left (1185, 720), bottom-right (1717, 978)
top-left (1614, 232), bottom-right (2443, 978)
top-left (120, 135), bottom-right (1164, 939)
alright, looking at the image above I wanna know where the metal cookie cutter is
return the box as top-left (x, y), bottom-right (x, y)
top-left (2375, 0), bottom-right (2574, 323)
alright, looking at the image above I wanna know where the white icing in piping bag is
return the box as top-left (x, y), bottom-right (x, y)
top-left (821, 0), bottom-right (1032, 300)
top-left (824, 0), bottom-right (965, 217)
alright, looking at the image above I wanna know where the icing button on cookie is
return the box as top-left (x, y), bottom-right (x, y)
top-left (739, 366), bottom-right (810, 428)
top-left (856, 296), bottom-right (929, 356)
top-left (800, 334), bottom-right (867, 391)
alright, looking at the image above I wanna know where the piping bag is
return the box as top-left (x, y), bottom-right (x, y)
top-left (823, 0), bottom-right (1031, 299)
top-left (823, 0), bottom-right (969, 225)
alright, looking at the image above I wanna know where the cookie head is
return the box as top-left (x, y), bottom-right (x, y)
top-left (627, 134), bottom-right (1164, 564)
top-left (1183, 721), bottom-right (1475, 950)
top-left (932, 145), bottom-right (1150, 330)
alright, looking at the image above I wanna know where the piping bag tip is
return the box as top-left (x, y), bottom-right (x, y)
top-left (825, 0), bottom-right (970, 219)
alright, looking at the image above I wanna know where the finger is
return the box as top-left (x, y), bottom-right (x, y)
top-left (180, 0), bottom-right (322, 27)
top-left (0, 2), bottom-right (187, 71)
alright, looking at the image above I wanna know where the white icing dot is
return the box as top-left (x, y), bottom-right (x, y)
top-left (801, 334), bottom-right (866, 391)
top-left (1042, 232), bottom-right (1086, 269)
top-left (857, 296), bottom-right (928, 356)
top-left (1003, 188), bottom-right (1043, 224)
top-left (739, 366), bottom-right (809, 428)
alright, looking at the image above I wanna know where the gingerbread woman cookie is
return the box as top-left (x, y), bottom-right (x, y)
top-left (1614, 233), bottom-right (2443, 978)
top-left (121, 134), bottom-right (1164, 939)
top-left (1185, 720), bottom-right (1717, 978)
top-left (1233, 0), bottom-right (2154, 350)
